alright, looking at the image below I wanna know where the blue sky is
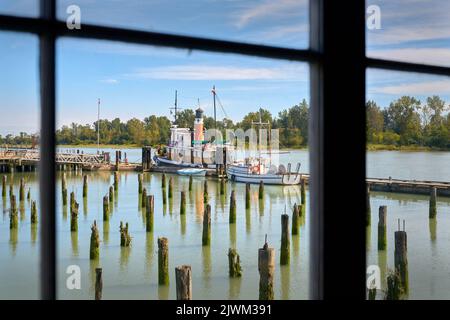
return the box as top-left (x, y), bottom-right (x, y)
top-left (0, 0), bottom-right (449, 135)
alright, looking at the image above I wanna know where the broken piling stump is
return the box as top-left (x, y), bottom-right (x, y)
top-left (228, 248), bottom-right (242, 277)
top-left (245, 183), bottom-right (250, 209)
top-left (180, 191), bottom-right (186, 215)
top-left (175, 265), bottom-right (192, 300)
top-left (90, 220), bottom-right (100, 260)
top-left (292, 204), bottom-right (299, 235)
top-left (83, 175), bottom-right (88, 198)
top-left (280, 213), bottom-right (290, 265)
top-left (202, 204), bottom-right (211, 246)
top-left (378, 206), bottom-right (387, 250)
top-left (31, 200), bottom-right (37, 224)
top-left (103, 195), bottom-right (109, 221)
top-left (158, 237), bottom-right (169, 285)
top-left (146, 195), bottom-right (154, 232)
top-left (229, 190), bottom-right (236, 224)
top-left (429, 187), bottom-right (437, 219)
top-left (258, 238), bottom-right (275, 300)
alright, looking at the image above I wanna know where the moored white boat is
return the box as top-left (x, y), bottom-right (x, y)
top-left (177, 168), bottom-right (207, 176)
top-left (227, 161), bottom-right (301, 185)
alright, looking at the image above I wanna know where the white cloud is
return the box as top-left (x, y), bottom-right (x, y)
top-left (234, 0), bottom-right (307, 28)
top-left (260, 23), bottom-right (308, 40)
top-left (368, 48), bottom-right (450, 67)
top-left (371, 79), bottom-right (450, 95)
top-left (126, 64), bottom-right (306, 81)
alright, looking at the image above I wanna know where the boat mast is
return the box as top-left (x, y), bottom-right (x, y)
top-left (212, 85), bottom-right (217, 129)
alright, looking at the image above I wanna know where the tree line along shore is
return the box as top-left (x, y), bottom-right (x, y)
top-left (1, 96), bottom-right (449, 151)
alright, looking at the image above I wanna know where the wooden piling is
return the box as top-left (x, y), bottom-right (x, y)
top-left (180, 191), bottom-right (186, 215)
top-left (82, 175), bottom-right (88, 198)
top-left (70, 200), bottom-right (79, 232)
top-left (258, 180), bottom-right (264, 199)
top-left (120, 222), bottom-right (131, 247)
top-left (109, 185), bottom-right (114, 202)
top-left (220, 176), bottom-right (225, 195)
top-left (202, 204), bottom-right (211, 246)
top-left (70, 191), bottom-right (75, 211)
top-left (394, 228), bottom-right (408, 291)
top-left (114, 171), bottom-right (119, 191)
top-left (292, 204), bottom-right (299, 235)
top-left (19, 178), bottom-right (25, 202)
top-left (9, 194), bottom-right (18, 229)
top-left (203, 180), bottom-right (208, 203)
top-left (103, 195), bottom-right (109, 221)
top-left (175, 265), bottom-right (192, 300)
top-left (27, 188), bottom-right (31, 201)
top-left (31, 200), bottom-right (38, 224)
top-left (138, 173), bottom-right (143, 194)
top-left (429, 187), bottom-right (437, 219)
top-left (229, 190), bottom-right (236, 224)
top-left (146, 195), bottom-right (154, 232)
top-left (245, 183), bottom-right (250, 209)
top-left (141, 188), bottom-right (147, 208)
top-left (385, 271), bottom-right (402, 300)
top-left (378, 206), bottom-right (387, 250)
top-left (158, 237), bottom-right (169, 285)
top-left (280, 214), bottom-right (290, 265)
top-left (1, 175), bottom-right (6, 197)
top-left (9, 184), bottom-right (13, 200)
top-left (258, 240), bottom-right (275, 300)
top-left (300, 178), bottom-right (306, 205)
top-left (168, 177), bottom-right (173, 199)
top-left (366, 184), bottom-right (371, 226)
top-left (228, 248), bottom-right (242, 277)
top-left (90, 220), bottom-right (100, 260)
top-left (188, 175), bottom-right (193, 192)
top-left (95, 267), bottom-right (102, 300)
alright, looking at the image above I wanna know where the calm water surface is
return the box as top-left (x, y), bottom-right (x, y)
top-left (1, 148), bottom-right (449, 299)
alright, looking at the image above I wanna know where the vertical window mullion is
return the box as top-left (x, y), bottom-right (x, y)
top-left (309, 0), bottom-right (367, 299)
top-left (39, 0), bottom-right (56, 300)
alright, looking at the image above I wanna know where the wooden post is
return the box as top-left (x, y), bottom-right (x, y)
top-left (258, 240), bottom-right (275, 300)
top-left (138, 173), bottom-right (143, 194)
top-left (70, 191), bottom-right (75, 212)
top-left (175, 265), bottom-right (192, 300)
top-left (245, 183), bottom-right (250, 209)
top-left (220, 176), bottom-right (225, 195)
top-left (366, 184), bottom-right (371, 226)
top-left (158, 237), bottom-right (169, 285)
top-left (31, 200), bottom-right (38, 224)
top-left (146, 195), bottom-right (154, 232)
top-left (71, 200), bottom-right (79, 232)
top-left (83, 175), bottom-right (88, 198)
top-left (1, 175), bottom-right (6, 197)
top-left (258, 180), bottom-right (264, 199)
top-left (228, 248), bottom-right (242, 277)
top-left (300, 177), bottom-right (306, 205)
top-left (203, 180), bottom-right (208, 203)
top-left (9, 184), bottom-right (13, 200)
top-left (180, 191), bottom-right (186, 215)
top-left (394, 228), bottom-right (408, 291)
top-left (202, 204), bottom-right (211, 246)
top-left (378, 206), bottom-right (387, 250)
top-left (114, 171), bottom-right (119, 190)
top-left (109, 185), bottom-right (114, 202)
top-left (9, 194), bottom-right (18, 229)
top-left (188, 175), bottom-right (193, 192)
top-left (229, 190), bottom-right (236, 224)
top-left (115, 150), bottom-right (120, 171)
top-left (95, 267), bottom-right (102, 300)
top-left (27, 187), bottom-right (31, 201)
top-left (168, 177), bottom-right (173, 199)
top-left (280, 214), bottom-right (290, 265)
top-left (19, 177), bottom-right (25, 202)
top-left (162, 173), bottom-right (166, 189)
top-left (292, 203), bottom-right (299, 235)
top-left (386, 271), bottom-right (401, 300)
top-left (90, 220), bottom-right (100, 260)
top-left (141, 188), bottom-right (147, 209)
top-left (103, 195), bottom-right (109, 221)
top-left (120, 221), bottom-right (131, 247)
top-left (62, 174), bottom-right (67, 206)
top-left (429, 187), bottom-right (437, 219)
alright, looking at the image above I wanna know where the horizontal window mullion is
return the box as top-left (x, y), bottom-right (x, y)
top-left (366, 57), bottom-right (450, 77)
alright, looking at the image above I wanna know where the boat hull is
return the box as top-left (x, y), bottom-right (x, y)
top-left (154, 156), bottom-right (201, 168)
top-left (227, 166), bottom-right (301, 185)
top-left (177, 169), bottom-right (207, 176)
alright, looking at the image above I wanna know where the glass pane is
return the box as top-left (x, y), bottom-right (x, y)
top-left (56, 38), bottom-right (311, 299)
top-left (0, 0), bottom-right (38, 17)
top-left (366, 0), bottom-right (450, 67)
top-left (57, 0), bottom-right (309, 49)
top-left (0, 32), bottom-right (40, 299)
top-left (366, 69), bottom-right (450, 299)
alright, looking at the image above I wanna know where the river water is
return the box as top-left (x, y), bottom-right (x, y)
top-left (0, 148), bottom-right (449, 299)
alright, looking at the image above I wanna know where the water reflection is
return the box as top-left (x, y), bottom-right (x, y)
top-left (71, 231), bottom-right (78, 256)
top-left (103, 221), bottom-right (109, 244)
top-left (228, 277), bottom-right (242, 299)
top-left (9, 226), bottom-right (18, 255)
top-left (145, 232), bottom-right (154, 279)
top-left (202, 245), bottom-right (211, 291)
top-left (429, 218), bottom-right (437, 242)
top-left (280, 265), bottom-right (290, 300)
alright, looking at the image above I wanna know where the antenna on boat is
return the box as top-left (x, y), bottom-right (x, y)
top-left (169, 90), bottom-right (184, 125)
top-left (212, 85), bottom-right (217, 129)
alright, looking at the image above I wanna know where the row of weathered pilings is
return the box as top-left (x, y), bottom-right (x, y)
top-left (56, 170), bottom-right (308, 300)
top-left (365, 185), bottom-right (443, 299)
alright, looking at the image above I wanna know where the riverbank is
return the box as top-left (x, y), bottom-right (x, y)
top-left (366, 144), bottom-right (449, 152)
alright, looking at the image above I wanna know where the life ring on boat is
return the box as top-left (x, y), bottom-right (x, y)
top-left (252, 165), bottom-right (260, 174)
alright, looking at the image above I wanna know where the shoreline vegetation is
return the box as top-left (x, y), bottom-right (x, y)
top-left (1, 96), bottom-right (448, 151)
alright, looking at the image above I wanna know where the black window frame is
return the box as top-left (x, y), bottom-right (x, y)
top-left (0, 0), bottom-right (449, 300)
